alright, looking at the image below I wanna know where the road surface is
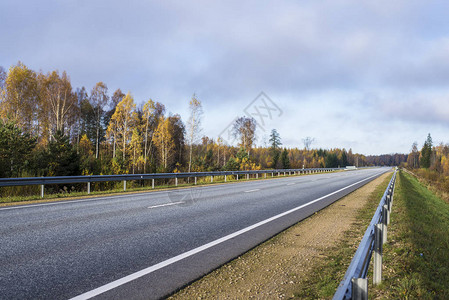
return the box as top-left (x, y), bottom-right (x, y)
top-left (0, 168), bottom-right (389, 299)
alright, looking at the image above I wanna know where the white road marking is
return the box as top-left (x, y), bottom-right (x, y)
top-left (0, 190), bottom-right (182, 211)
top-left (69, 172), bottom-right (382, 300)
top-left (286, 183), bottom-right (295, 186)
top-left (148, 202), bottom-right (184, 209)
top-left (244, 189), bottom-right (260, 193)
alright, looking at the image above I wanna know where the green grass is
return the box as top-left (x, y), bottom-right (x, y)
top-left (292, 174), bottom-right (392, 299)
top-left (371, 171), bottom-right (449, 299)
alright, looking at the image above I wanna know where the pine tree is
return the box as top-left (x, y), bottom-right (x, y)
top-left (281, 148), bottom-right (290, 169)
top-left (269, 129), bottom-right (282, 168)
top-left (420, 133), bottom-right (433, 168)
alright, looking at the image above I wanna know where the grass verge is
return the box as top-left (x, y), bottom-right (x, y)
top-left (370, 170), bottom-right (449, 299)
top-left (292, 173), bottom-right (392, 298)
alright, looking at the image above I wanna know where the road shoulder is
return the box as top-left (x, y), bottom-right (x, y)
top-left (169, 172), bottom-right (391, 299)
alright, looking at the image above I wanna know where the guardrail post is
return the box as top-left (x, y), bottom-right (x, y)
top-left (211, 176), bottom-right (213, 183)
top-left (352, 278), bottom-right (368, 300)
top-left (124, 180), bottom-right (127, 191)
top-left (383, 204), bottom-right (390, 226)
top-left (284, 171), bottom-right (286, 176)
top-left (278, 172), bottom-right (280, 176)
top-left (41, 184), bottom-right (44, 198)
top-left (265, 173), bottom-right (267, 179)
top-left (152, 179), bottom-right (155, 189)
top-left (246, 174), bottom-right (249, 180)
top-left (256, 173), bottom-right (258, 179)
top-left (387, 195), bottom-right (392, 211)
top-left (225, 175), bottom-right (227, 182)
top-left (87, 182), bottom-right (91, 194)
top-left (175, 177), bottom-right (178, 186)
top-left (271, 172), bottom-right (273, 177)
top-left (194, 177), bottom-right (197, 185)
top-left (374, 223), bottom-right (383, 285)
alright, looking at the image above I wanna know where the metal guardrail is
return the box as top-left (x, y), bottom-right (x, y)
top-left (0, 167), bottom-right (343, 198)
top-left (333, 168), bottom-right (397, 300)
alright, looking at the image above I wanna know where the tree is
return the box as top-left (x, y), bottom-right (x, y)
top-left (168, 114), bottom-right (185, 170)
top-left (90, 82), bottom-right (109, 159)
top-left (142, 99), bottom-right (156, 172)
top-left (39, 70), bottom-right (77, 139)
top-left (0, 120), bottom-right (36, 177)
top-left (152, 116), bottom-right (175, 171)
top-left (269, 129), bottom-right (282, 168)
top-left (35, 131), bottom-right (80, 176)
top-left (420, 134), bottom-right (433, 169)
top-left (106, 92), bottom-right (137, 161)
top-left (187, 94), bottom-right (203, 173)
top-left (325, 152), bottom-right (339, 168)
top-left (233, 116), bottom-right (256, 156)
top-left (0, 66), bottom-right (6, 89)
top-left (281, 148), bottom-right (290, 169)
top-left (1, 62), bottom-right (38, 134)
top-left (407, 142), bottom-right (420, 168)
top-left (302, 137), bottom-right (315, 151)
top-left (129, 127), bottom-right (144, 174)
top-left (0, 66), bottom-right (5, 105)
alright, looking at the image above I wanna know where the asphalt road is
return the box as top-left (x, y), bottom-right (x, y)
top-left (0, 168), bottom-right (389, 300)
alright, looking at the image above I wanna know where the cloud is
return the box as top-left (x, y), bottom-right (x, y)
top-left (1, 0), bottom-right (449, 154)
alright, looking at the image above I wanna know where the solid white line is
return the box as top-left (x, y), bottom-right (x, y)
top-left (69, 172), bottom-right (382, 300)
top-left (148, 202), bottom-right (184, 209)
top-left (244, 189), bottom-right (260, 193)
top-left (286, 183), bottom-right (295, 186)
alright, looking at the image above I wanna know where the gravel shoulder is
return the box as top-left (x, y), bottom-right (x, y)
top-left (169, 172), bottom-right (391, 299)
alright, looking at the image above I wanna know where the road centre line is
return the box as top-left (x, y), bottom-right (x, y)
top-left (244, 189), bottom-right (260, 193)
top-left (69, 171), bottom-right (382, 300)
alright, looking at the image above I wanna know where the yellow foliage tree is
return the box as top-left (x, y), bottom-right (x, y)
top-left (142, 99), bottom-right (155, 172)
top-left (152, 116), bottom-right (175, 170)
top-left (0, 62), bottom-right (38, 134)
top-left (106, 92), bottom-right (137, 160)
top-left (129, 128), bottom-right (144, 174)
top-left (79, 134), bottom-right (94, 157)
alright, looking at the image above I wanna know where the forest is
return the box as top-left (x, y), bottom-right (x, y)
top-left (406, 134), bottom-right (449, 193)
top-left (0, 62), bottom-right (406, 180)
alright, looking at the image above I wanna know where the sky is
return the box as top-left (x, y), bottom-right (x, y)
top-left (1, 0), bottom-right (448, 155)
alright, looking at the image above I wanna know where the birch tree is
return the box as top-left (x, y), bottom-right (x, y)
top-left (107, 92), bottom-right (136, 160)
top-left (90, 82), bottom-right (109, 159)
top-left (233, 116), bottom-right (256, 156)
top-left (187, 94), bottom-right (203, 173)
top-left (142, 99), bottom-right (155, 172)
top-left (153, 116), bottom-right (175, 170)
top-left (1, 62), bottom-right (38, 134)
top-left (40, 70), bottom-right (76, 138)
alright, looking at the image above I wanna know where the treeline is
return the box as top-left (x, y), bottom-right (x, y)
top-left (406, 134), bottom-right (449, 192)
top-left (0, 62), bottom-right (396, 179)
top-left (366, 153), bottom-right (408, 166)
